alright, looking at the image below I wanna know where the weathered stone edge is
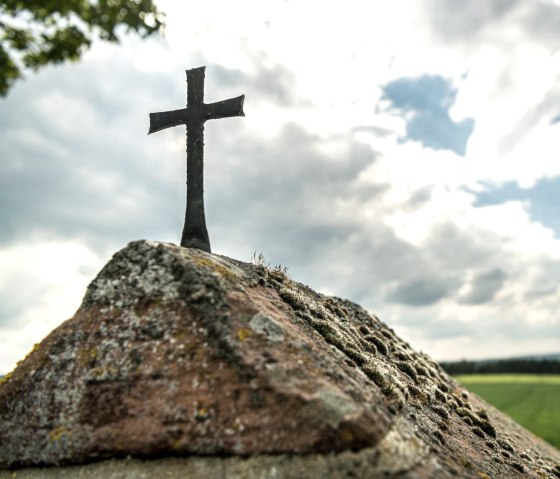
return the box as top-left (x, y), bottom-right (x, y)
top-left (0, 436), bottom-right (434, 479)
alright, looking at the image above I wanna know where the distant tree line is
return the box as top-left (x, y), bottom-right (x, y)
top-left (441, 358), bottom-right (560, 375)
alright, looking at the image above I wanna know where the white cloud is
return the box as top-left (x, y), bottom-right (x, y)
top-left (1, 0), bottom-right (560, 372)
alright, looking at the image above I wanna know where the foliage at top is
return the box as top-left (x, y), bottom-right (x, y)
top-left (0, 0), bottom-right (164, 96)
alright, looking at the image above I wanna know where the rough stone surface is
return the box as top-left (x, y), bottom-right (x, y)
top-left (0, 240), bottom-right (559, 478)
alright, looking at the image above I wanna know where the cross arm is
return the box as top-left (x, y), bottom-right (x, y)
top-left (148, 94), bottom-right (245, 135)
top-left (148, 108), bottom-right (191, 135)
top-left (204, 95), bottom-right (245, 121)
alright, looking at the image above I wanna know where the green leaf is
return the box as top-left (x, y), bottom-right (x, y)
top-left (0, 44), bottom-right (22, 96)
top-left (2, 25), bottom-right (33, 50)
top-left (0, 0), bottom-right (164, 96)
top-left (23, 26), bottom-right (91, 69)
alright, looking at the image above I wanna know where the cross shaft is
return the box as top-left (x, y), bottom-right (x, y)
top-left (148, 66), bottom-right (245, 252)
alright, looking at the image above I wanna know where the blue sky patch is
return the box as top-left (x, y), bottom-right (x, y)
top-left (474, 176), bottom-right (560, 237)
top-left (382, 75), bottom-right (475, 156)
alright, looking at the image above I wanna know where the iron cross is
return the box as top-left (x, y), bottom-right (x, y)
top-left (148, 66), bottom-right (245, 252)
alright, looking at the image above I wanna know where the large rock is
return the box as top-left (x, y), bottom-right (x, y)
top-left (0, 240), bottom-right (559, 478)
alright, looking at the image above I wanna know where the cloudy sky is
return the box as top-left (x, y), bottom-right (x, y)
top-left (2, 0), bottom-right (560, 373)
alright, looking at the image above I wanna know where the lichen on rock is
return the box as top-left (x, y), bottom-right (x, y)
top-left (0, 240), bottom-right (559, 478)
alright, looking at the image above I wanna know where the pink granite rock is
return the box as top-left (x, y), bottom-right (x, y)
top-left (0, 240), bottom-right (558, 478)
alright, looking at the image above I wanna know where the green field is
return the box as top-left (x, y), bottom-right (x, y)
top-left (456, 374), bottom-right (560, 449)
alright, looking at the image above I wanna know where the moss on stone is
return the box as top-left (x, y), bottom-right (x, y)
top-left (49, 427), bottom-right (69, 442)
top-left (363, 334), bottom-right (388, 355)
top-left (396, 361), bottom-right (418, 382)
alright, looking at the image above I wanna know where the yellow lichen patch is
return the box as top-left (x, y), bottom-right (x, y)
top-left (90, 364), bottom-right (118, 379)
top-left (0, 372), bottom-right (12, 385)
top-left (77, 347), bottom-right (98, 367)
top-left (193, 400), bottom-right (211, 420)
top-left (338, 427), bottom-right (355, 443)
top-left (195, 407), bottom-right (210, 420)
top-left (192, 256), bottom-right (237, 280)
top-left (172, 329), bottom-right (188, 341)
top-left (477, 472), bottom-right (492, 479)
top-left (237, 328), bottom-right (252, 342)
top-left (4, 343), bottom-right (44, 383)
top-left (24, 343), bottom-right (41, 359)
top-left (49, 426), bottom-right (68, 441)
top-left (171, 439), bottom-right (183, 450)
